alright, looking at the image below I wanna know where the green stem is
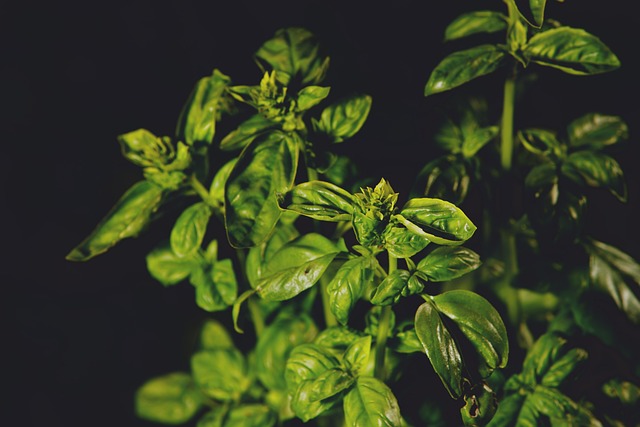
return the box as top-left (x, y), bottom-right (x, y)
top-left (374, 255), bottom-right (397, 380)
top-left (247, 297), bottom-right (265, 338)
top-left (500, 74), bottom-right (516, 171)
top-left (189, 174), bottom-right (211, 202)
top-left (320, 276), bottom-right (338, 328)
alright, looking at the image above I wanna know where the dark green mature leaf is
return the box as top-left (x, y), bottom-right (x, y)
top-left (540, 347), bottom-right (588, 388)
top-left (391, 328), bottom-right (424, 354)
top-left (254, 313), bottom-right (317, 391)
top-left (384, 224), bottom-right (431, 258)
top-left (425, 45), bottom-right (506, 96)
top-left (170, 202), bottom-right (212, 257)
top-left (485, 393), bottom-right (532, 427)
top-left (561, 151), bottom-right (627, 201)
top-left (415, 299), bottom-right (464, 398)
top-left (257, 233), bottom-right (346, 301)
top-left (224, 404), bottom-right (277, 427)
top-left (225, 131), bottom-right (299, 248)
top-left (567, 113), bottom-right (628, 149)
top-left (146, 244), bottom-right (199, 286)
top-left (524, 27), bottom-right (621, 75)
top-left (327, 256), bottom-right (376, 324)
top-left (397, 198), bottom-right (477, 245)
top-left (255, 27), bottom-right (329, 86)
top-left (520, 332), bottom-right (569, 387)
top-left (460, 382), bottom-right (498, 427)
top-left (417, 246), bottom-right (481, 282)
top-left (66, 180), bottom-right (164, 261)
top-left (279, 180), bottom-right (355, 222)
top-left (370, 269), bottom-right (411, 306)
top-left (343, 336), bottom-right (372, 377)
top-left (518, 129), bottom-right (562, 157)
top-left (192, 258), bottom-right (238, 312)
top-left (177, 69), bottom-right (232, 146)
top-left (313, 95), bottom-right (373, 143)
top-left (135, 372), bottom-right (203, 425)
top-left (296, 86), bottom-right (331, 111)
top-left (434, 290), bottom-right (509, 378)
top-left (191, 349), bottom-right (249, 401)
top-left (343, 376), bottom-right (402, 427)
top-left (444, 11), bottom-right (507, 41)
top-left (220, 114), bottom-right (276, 152)
top-left (530, 385), bottom-right (579, 421)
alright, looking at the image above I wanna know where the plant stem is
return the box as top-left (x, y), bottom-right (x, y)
top-left (247, 297), bottom-right (264, 338)
top-left (500, 74), bottom-right (516, 171)
top-left (374, 255), bottom-right (396, 380)
top-left (189, 174), bottom-right (211, 203)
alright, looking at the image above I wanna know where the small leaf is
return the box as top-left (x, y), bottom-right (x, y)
top-left (524, 161), bottom-right (557, 190)
top-left (146, 244), bottom-right (199, 286)
top-left (520, 332), bottom-right (569, 386)
top-left (170, 202), bottom-right (212, 257)
top-left (191, 349), bottom-right (249, 401)
top-left (462, 126), bottom-right (499, 158)
top-left (485, 393), bottom-right (527, 427)
top-left (409, 155), bottom-right (470, 206)
top-left (192, 258), bottom-right (238, 312)
top-left (313, 94), bottom-right (373, 143)
top-left (135, 372), bottom-right (202, 425)
top-left (327, 256), bottom-right (376, 325)
top-left (524, 27), bottom-right (620, 75)
top-left (425, 45), bottom-right (506, 96)
top-left (397, 198), bottom-right (477, 245)
top-left (199, 319), bottom-right (234, 351)
top-left (444, 11), bottom-right (507, 41)
top-left (209, 158), bottom-right (238, 205)
top-left (370, 269), bottom-right (411, 306)
top-left (416, 246), bottom-right (481, 282)
top-left (224, 404), bottom-right (277, 427)
top-left (343, 376), bottom-right (402, 427)
top-left (279, 180), bottom-right (355, 222)
top-left (66, 180), bottom-right (164, 261)
top-left (118, 129), bottom-right (169, 168)
top-left (314, 326), bottom-right (365, 352)
top-left (307, 368), bottom-right (355, 402)
top-left (296, 86), bottom-right (331, 112)
top-left (343, 336), bottom-right (372, 377)
top-left (220, 114), bottom-right (276, 152)
top-left (567, 113), bottom-right (628, 149)
top-left (197, 408), bottom-right (225, 427)
top-left (518, 129), bottom-right (562, 157)
top-left (561, 151), bottom-right (627, 201)
top-left (225, 131), bottom-right (299, 248)
top-left (541, 348), bottom-right (588, 388)
top-left (529, 0), bottom-right (547, 27)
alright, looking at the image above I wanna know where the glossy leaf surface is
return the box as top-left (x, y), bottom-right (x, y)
top-left (416, 246), bottom-right (481, 282)
top-left (561, 151), bottom-right (626, 201)
top-left (327, 256), bottom-right (375, 324)
top-left (220, 114), bottom-right (275, 152)
top-left (567, 113), bottom-right (628, 149)
top-left (343, 376), bottom-right (402, 427)
top-left (313, 94), bottom-right (372, 143)
top-left (192, 258), bottom-right (238, 312)
top-left (444, 11), bottom-right (507, 41)
top-left (146, 244), bottom-right (199, 286)
top-left (398, 198), bottom-right (477, 245)
top-left (279, 180), bottom-right (355, 221)
top-left (170, 202), bottom-right (212, 257)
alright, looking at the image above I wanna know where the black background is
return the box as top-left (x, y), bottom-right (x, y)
top-left (4, 1), bottom-right (640, 426)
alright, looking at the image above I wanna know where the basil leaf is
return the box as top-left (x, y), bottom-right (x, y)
top-left (199, 319), bottom-right (234, 351)
top-left (433, 290), bottom-right (509, 378)
top-left (343, 336), bottom-right (372, 377)
top-left (170, 202), bottom-right (212, 257)
top-left (460, 382), bottom-right (498, 426)
top-left (307, 368), bottom-right (355, 402)
top-left (296, 86), bottom-right (331, 112)
top-left (540, 348), bottom-right (588, 388)
top-left (254, 313), bottom-right (317, 391)
top-left (176, 69), bottom-right (232, 146)
top-left (225, 130), bottom-right (299, 248)
top-left (197, 407), bottom-right (225, 427)
top-left (485, 393), bottom-right (527, 427)
top-left (415, 299), bottom-right (464, 398)
top-left (224, 404), bottom-right (277, 427)
top-left (561, 151), bottom-right (626, 202)
top-left (192, 258), bottom-right (238, 312)
top-left (462, 126), bottom-right (499, 158)
top-left (313, 94), bottom-right (373, 143)
top-left (66, 180), bottom-right (164, 261)
top-left (135, 372), bottom-right (202, 424)
top-left (425, 45), bottom-right (506, 96)
top-left (220, 114), bottom-right (276, 152)
top-left (416, 246), bottom-right (481, 282)
top-left (327, 256), bottom-right (376, 325)
top-left (410, 155), bottom-right (470, 206)
top-left (524, 27), bottom-right (620, 75)
top-left (390, 328), bottom-right (424, 354)
top-left (209, 158), bottom-right (237, 205)
top-left (567, 113), bottom-right (628, 149)
top-left (383, 224), bottom-right (430, 259)
top-left (370, 269), bottom-right (411, 306)
top-left (314, 326), bottom-right (365, 352)
top-left (524, 161), bottom-right (557, 189)
top-left (343, 376), bottom-right (402, 427)
top-left (118, 128), bottom-right (169, 168)
top-left (397, 198), bottom-right (477, 245)
top-left (191, 349), bottom-right (249, 401)
top-left (520, 332), bottom-right (569, 387)
top-left (444, 11), bottom-right (507, 41)
top-left (517, 129), bottom-right (562, 156)
top-left (279, 180), bottom-right (355, 222)
top-left (146, 244), bottom-right (199, 286)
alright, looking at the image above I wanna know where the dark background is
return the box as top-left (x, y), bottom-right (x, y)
top-left (4, 0), bottom-right (640, 426)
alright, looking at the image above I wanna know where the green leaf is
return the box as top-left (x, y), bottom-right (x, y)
top-left (524, 27), bottom-right (621, 75)
top-left (425, 45), bottom-right (506, 96)
top-left (567, 113), bottom-right (628, 149)
top-left (524, 161), bottom-right (557, 189)
top-left (246, 222), bottom-right (300, 289)
top-left (462, 126), bottom-right (499, 158)
top-left (255, 27), bottom-right (329, 86)
top-left (397, 198), bottom-right (477, 245)
top-left (416, 246), bottom-right (481, 282)
top-left (370, 269), bottom-right (411, 306)
top-left (383, 224), bottom-right (431, 259)
top-left (460, 382), bottom-right (498, 426)
top-left (254, 313), bottom-right (318, 391)
top-left (118, 128), bottom-right (171, 168)
top-left (520, 332), bottom-right (569, 387)
top-left (518, 129), bottom-right (562, 157)
top-left (191, 349), bottom-right (249, 401)
top-left (279, 180), bottom-right (355, 222)
top-left (530, 385), bottom-right (579, 421)
top-left (199, 319), bottom-right (234, 351)
top-left (561, 151), bottom-right (627, 201)
top-left (220, 114), bottom-right (276, 152)
top-left (409, 155), bottom-right (470, 206)
top-left (225, 131), bottom-right (299, 248)
top-left (390, 328), bottom-right (424, 354)
top-left (135, 372), bottom-right (203, 425)
top-left (433, 290), bottom-right (509, 377)
top-left (296, 86), bottom-right (331, 112)
top-left (415, 299), bottom-right (464, 398)
top-left (444, 11), bottom-right (507, 41)
top-left (66, 180), bottom-right (164, 261)
top-left (343, 336), bottom-right (372, 377)
top-left (177, 69), bottom-right (232, 146)
top-left (209, 158), bottom-right (237, 205)
top-left (192, 258), bottom-right (238, 312)
top-left (257, 233), bottom-right (346, 301)
top-left (327, 256), bottom-right (376, 325)
top-left (170, 202), bottom-right (212, 257)
top-left (343, 376), bottom-right (402, 427)
top-left (224, 404), bottom-right (277, 427)
top-left (540, 348), bottom-right (588, 388)
top-left (307, 368), bottom-right (355, 402)
top-left (314, 326), bottom-right (365, 352)
top-left (313, 94), bottom-right (373, 143)
top-left (197, 407), bottom-right (225, 427)
top-left (486, 393), bottom-right (528, 427)
top-left (146, 244), bottom-right (199, 286)
top-left (529, 0), bottom-right (547, 27)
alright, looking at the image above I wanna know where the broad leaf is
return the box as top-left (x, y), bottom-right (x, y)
top-left (486, 394), bottom-right (528, 427)
top-left (199, 319), bottom-right (234, 351)
top-left (146, 244), bottom-right (199, 286)
top-left (313, 94), bottom-right (373, 143)
top-left (343, 336), bottom-right (372, 377)
top-left (462, 126), bottom-right (499, 158)
top-left (383, 224), bottom-right (431, 258)
top-left (561, 151), bottom-right (626, 201)
top-left (314, 326), bottom-right (365, 352)
top-left (170, 202), bottom-right (212, 257)
top-left (416, 246), bottom-right (481, 282)
top-left (327, 256), bottom-right (375, 324)
top-left (397, 198), bottom-right (477, 245)
top-left (279, 180), bottom-right (355, 222)
top-left (135, 372), bottom-right (202, 424)
top-left (567, 113), bottom-right (628, 149)
top-left (192, 258), bottom-right (238, 312)
top-left (343, 376), bottom-right (402, 427)
top-left (209, 158), bottom-right (237, 206)
top-left (524, 161), bottom-right (557, 189)
top-left (307, 368), bottom-right (355, 402)
top-left (224, 404), bottom-right (277, 427)
top-left (220, 114), bottom-right (275, 152)
top-left (225, 131), bottom-right (298, 248)
top-left (296, 85), bottom-right (331, 112)
top-left (425, 45), bottom-right (506, 96)
top-left (524, 27), bottom-right (620, 75)
top-left (370, 269), bottom-right (411, 306)
top-left (410, 155), bottom-right (470, 206)
top-left (66, 180), bottom-right (164, 261)
top-left (191, 349), bottom-right (249, 401)
top-left (444, 11), bottom-right (507, 41)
